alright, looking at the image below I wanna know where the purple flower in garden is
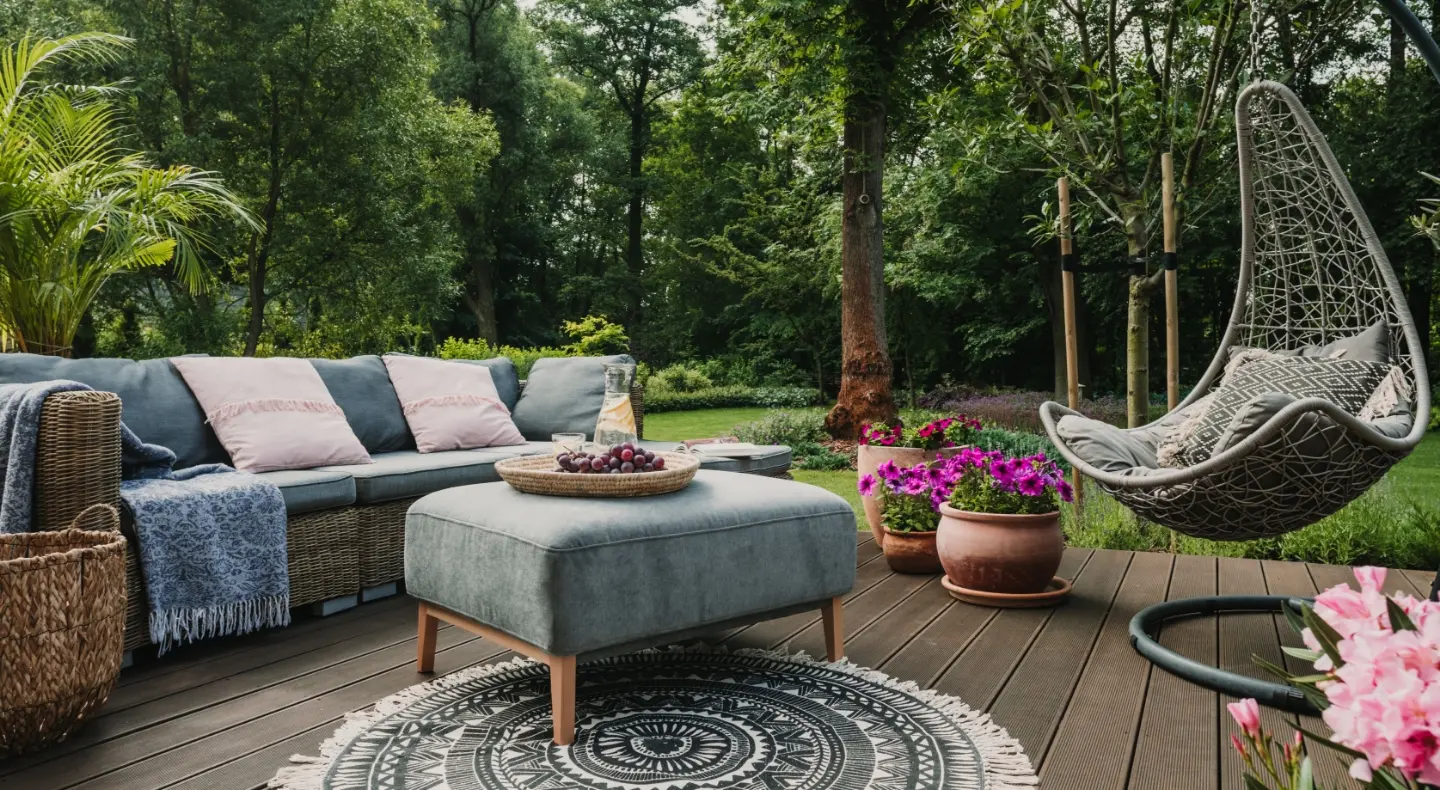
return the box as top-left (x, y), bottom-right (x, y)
top-left (989, 458), bottom-right (1018, 486)
top-left (1016, 473), bottom-right (1045, 497)
top-left (930, 490), bottom-right (947, 511)
top-left (1057, 479), bottom-right (1075, 503)
top-left (902, 475), bottom-right (928, 496)
top-left (877, 460), bottom-right (901, 481)
top-left (858, 474), bottom-right (878, 497)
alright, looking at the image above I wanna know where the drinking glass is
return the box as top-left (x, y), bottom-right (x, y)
top-left (551, 432), bottom-right (586, 457)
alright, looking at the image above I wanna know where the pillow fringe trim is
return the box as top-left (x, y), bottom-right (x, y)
top-left (205, 399), bottom-right (347, 426)
top-left (401, 393), bottom-right (511, 416)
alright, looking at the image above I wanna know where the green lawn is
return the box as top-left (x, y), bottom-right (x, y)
top-left (642, 408), bottom-right (810, 442)
top-left (1392, 433), bottom-right (1440, 506)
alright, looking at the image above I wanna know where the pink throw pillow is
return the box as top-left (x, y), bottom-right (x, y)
top-left (170, 356), bottom-right (372, 473)
top-left (382, 355), bottom-right (525, 453)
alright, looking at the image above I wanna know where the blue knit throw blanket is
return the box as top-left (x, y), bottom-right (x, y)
top-left (0, 380), bottom-right (290, 653)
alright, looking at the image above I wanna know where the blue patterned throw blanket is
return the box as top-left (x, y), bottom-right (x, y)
top-left (0, 380), bottom-right (290, 653)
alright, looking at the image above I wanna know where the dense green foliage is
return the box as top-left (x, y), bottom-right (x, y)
top-left (2, 0), bottom-right (1438, 403)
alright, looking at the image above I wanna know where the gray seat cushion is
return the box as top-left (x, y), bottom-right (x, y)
top-left (310, 356), bottom-right (412, 453)
top-left (253, 469), bottom-right (356, 514)
top-left (318, 442), bottom-right (551, 503)
top-left (0, 354), bottom-right (226, 469)
top-left (511, 355), bottom-right (634, 441)
top-left (695, 446), bottom-right (792, 475)
top-left (1056, 415), bottom-right (1160, 472)
top-left (405, 471), bottom-right (857, 656)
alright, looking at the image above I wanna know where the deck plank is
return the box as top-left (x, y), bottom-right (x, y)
top-left (1124, 553), bottom-right (1218, 790)
top-left (722, 553), bottom-right (895, 649)
top-left (839, 573), bottom-right (954, 669)
top-left (959, 548), bottom-right (1135, 763)
top-left (12, 625), bottom-right (490, 790)
top-left (1033, 550), bottom-right (1172, 785)
top-left (876, 549), bottom-right (1091, 686)
top-left (1217, 558), bottom-right (1293, 790)
top-left (777, 572), bottom-right (935, 654)
top-left (73, 645), bottom-right (516, 790)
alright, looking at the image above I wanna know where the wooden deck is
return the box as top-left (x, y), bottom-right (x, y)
top-left (3, 534), bottom-right (1430, 790)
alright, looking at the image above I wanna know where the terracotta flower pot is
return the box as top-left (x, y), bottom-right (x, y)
top-left (879, 527), bottom-right (943, 574)
top-left (857, 445), bottom-right (962, 548)
top-left (936, 504), bottom-right (1064, 595)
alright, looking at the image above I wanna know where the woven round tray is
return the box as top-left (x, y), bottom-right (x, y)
top-left (495, 451), bottom-right (700, 497)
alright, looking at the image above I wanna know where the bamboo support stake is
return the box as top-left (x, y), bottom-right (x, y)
top-left (1163, 152), bottom-right (1180, 412)
top-left (1059, 177), bottom-right (1083, 509)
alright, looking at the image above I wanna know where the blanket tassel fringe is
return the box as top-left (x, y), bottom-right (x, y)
top-left (151, 594), bottom-right (290, 655)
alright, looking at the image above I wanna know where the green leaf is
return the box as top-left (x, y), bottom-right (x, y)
top-left (1301, 606), bottom-right (1345, 669)
top-left (1295, 726), bottom-right (1363, 758)
top-left (1297, 756), bottom-right (1314, 790)
top-left (1386, 598), bottom-right (1417, 632)
top-left (1284, 600), bottom-right (1308, 636)
top-left (1243, 774), bottom-right (1272, 790)
top-left (1369, 769), bottom-right (1411, 790)
top-left (1281, 646), bottom-right (1325, 663)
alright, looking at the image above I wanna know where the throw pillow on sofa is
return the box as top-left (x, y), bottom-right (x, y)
top-left (511, 354), bottom-right (634, 441)
top-left (1157, 356), bottom-right (1388, 468)
top-left (382, 354), bottom-right (525, 453)
top-left (170, 356), bottom-right (372, 473)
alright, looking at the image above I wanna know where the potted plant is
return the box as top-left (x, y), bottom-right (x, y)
top-left (856, 415), bottom-right (980, 548)
top-left (934, 449), bottom-right (1073, 599)
top-left (857, 459), bottom-right (956, 573)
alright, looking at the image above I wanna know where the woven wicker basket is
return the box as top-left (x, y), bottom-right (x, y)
top-left (0, 504), bottom-right (128, 757)
top-left (495, 452), bottom-right (699, 497)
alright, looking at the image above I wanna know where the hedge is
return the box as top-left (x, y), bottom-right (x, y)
top-left (644, 385), bottom-right (820, 413)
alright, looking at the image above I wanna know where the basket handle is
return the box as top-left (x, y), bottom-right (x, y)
top-left (67, 503), bottom-right (121, 534)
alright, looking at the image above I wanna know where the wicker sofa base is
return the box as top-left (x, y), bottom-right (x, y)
top-left (121, 506), bottom-right (361, 651)
top-left (357, 498), bottom-right (420, 589)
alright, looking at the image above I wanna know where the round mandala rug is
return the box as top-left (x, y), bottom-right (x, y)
top-left (270, 649), bottom-right (1037, 790)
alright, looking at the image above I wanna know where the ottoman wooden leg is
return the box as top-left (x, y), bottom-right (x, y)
top-left (417, 603), bottom-right (439, 673)
top-left (821, 596), bottom-right (845, 662)
top-left (549, 655), bottom-right (577, 746)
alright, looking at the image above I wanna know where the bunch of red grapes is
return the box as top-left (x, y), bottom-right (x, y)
top-left (555, 443), bottom-right (667, 474)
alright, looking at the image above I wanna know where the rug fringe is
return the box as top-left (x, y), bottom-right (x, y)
top-left (267, 647), bottom-right (1037, 789)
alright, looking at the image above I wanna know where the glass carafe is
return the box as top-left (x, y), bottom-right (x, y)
top-left (593, 363), bottom-right (638, 447)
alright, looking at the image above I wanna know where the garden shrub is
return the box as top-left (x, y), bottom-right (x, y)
top-left (645, 385), bottom-right (819, 412)
top-left (973, 427), bottom-right (1068, 473)
top-left (791, 441), bottom-right (853, 471)
top-left (437, 337), bottom-right (576, 379)
top-left (731, 410), bottom-right (827, 446)
top-left (646, 364), bottom-right (714, 393)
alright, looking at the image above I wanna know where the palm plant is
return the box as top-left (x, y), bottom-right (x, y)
top-left (0, 33), bottom-right (255, 356)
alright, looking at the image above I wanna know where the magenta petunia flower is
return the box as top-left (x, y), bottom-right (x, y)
top-left (877, 460), bottom-right (901, 481)
top-left (903, 476), bottom-right (928, 496)
top-left (1016, 473), bottom-right (1045, 497)
top-left (858, 474), bottom-right (878, 497)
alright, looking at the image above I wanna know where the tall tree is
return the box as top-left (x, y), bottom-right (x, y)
top-left (719, 0), bottom-right (945, 437)
top-left (538, 0), bottom-right (703, 332)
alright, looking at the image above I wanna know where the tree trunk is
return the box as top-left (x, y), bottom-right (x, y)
top-left (244, 93), bottom-right (284, 357)
top-left (625, 109), bottom-right (646, 327)
top-left (1389, 17), bottom-right (1407, 89)
top-left (464, 251), bottom-right (500, 344)
top-left (1040, 254), bottom-right (1067, 399)
top-left (1124, 206), bottom-right (1150, 427)
top-left (825, 96), bottom-right (897, 439)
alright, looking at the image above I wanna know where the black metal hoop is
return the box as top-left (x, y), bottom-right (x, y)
top-left (1128, 595), bottom-right (1318, 713)
top-left (1377, 0), bottom-right (1440, 85)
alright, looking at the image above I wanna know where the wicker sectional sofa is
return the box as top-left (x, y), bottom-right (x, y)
top-left (7, 354), bottom-right (642, 653)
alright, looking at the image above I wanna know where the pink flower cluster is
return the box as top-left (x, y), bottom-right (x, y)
top-left (1303, 567), bottom-right (1440, 784)
top-left (857, 415), bottom-right (982, 449)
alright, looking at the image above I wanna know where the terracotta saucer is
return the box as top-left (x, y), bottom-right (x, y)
top-left (940, 575), bottom-right (1073, 608)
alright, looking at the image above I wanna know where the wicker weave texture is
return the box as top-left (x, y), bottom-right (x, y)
top-left (1043, 81), bottom-right (1430, 540)
top-left (0, 505), bottom-right (127, 756)
top-left (33, 391), bottom-right (121, 533)
top-left (357, 498), bottom-right (417, 589)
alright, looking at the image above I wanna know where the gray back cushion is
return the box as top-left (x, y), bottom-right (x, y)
top-left (310, 356), bottom-right (413, 453)
top-left (0, 353), bottom-right (227, 468)
top-left (452, 357), bottom-right (521, 411)
top-left (512, 354), bottom-right (633, 441)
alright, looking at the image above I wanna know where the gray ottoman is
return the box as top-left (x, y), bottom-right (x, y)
top-left (405, 470), bottom-right (857, 744)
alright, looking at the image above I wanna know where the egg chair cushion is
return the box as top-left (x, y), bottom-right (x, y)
top-left (1160, 356), bottom-right (1389, 468)
top-left (1056, 415), bottom-right (1159, 473)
